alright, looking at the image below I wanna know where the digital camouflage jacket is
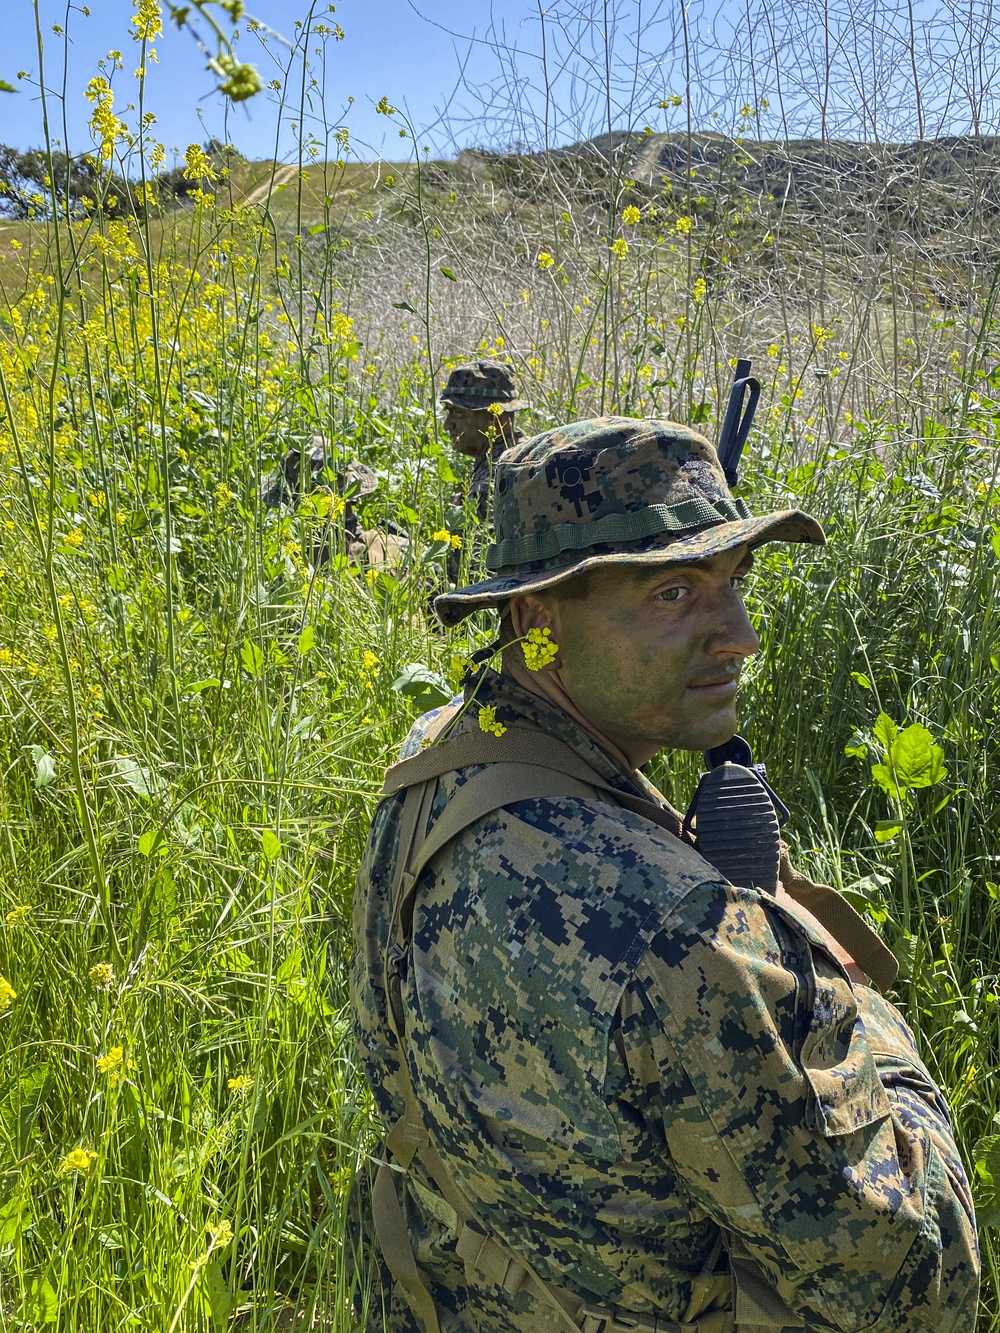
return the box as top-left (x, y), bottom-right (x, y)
top-left (350, 670), bottom-right (979, 1333)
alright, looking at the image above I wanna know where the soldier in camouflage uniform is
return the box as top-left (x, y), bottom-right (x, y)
top-left (351, 417), bottom-right (979, 1333)
top-left (440, 361), bottom-right (528, 525)
top-left (260, 435), bottom-right (408, 567)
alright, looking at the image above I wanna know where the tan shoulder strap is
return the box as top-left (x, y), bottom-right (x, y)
top-left (384, 726), bottom-right (684, 841)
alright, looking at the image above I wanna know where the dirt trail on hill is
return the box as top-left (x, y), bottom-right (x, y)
top-left (243, 163), bottom-right (298, 207)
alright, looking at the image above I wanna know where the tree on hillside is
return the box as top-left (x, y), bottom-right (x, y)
top-left (0, 146), bottom-right (141, 220)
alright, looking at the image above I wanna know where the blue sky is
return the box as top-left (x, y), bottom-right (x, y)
top-left (1, 1), bottom-right (557, 163)
top-left (0, 0), bottom-right (982, 167)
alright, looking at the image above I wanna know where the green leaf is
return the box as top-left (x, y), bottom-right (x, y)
top-left (114, 756), bottom-right (163, 800)
top-left (873, 712), bottom-right (898, 750)
top-left (874, 820), bottom-right (904, 843)
top-left (240, 639), bottom-right (264, 677)
top-left (439, 266), bottom-right (457, 280)
top-left (184, 677), bottom-right (221, 695)
top-left (0, 1195), bottom-right (20, 1247)
top-left (205, 1261), bottom-right (233, 1328)
top-left (0, 80), bottom-right (17, 94)
top-left (261, 830), bottom-right (281, 862)
top-left (26, 1275), bottom-right (58, 1324)
top-left (393, 300), bottom-right (417, 313)
top-left (277, 947), bottom-right (303, 984)
top-left (843, 730), bottom-right (868, 759)
top-left (850, 671), bottom-right (872, 690)
top-left (990, 526), bottom-right (1000, 560)
top-left (391, 663), bottom-right (453, 710)
top-left (296, 624), bottom-right (315, 655)
top-left (30, 746), bottom-right (56, 788)
top-left (137, 830), bottom-right (159, 856)
top-left (15, 1065), bottom-right (52, 1156)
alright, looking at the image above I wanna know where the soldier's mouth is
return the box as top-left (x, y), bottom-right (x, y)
top-left (686, 675), bottom-right (740, 697)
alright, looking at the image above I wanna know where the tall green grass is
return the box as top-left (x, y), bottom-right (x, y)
top-left (1, 1), bottom-right (999, 1328)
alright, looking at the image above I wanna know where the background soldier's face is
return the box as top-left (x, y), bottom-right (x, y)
top-left (513, 545), bottom-right (759, 763)
top-left (442, 403), bottom-right (505, 457)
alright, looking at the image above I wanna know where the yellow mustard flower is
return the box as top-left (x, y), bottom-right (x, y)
top-left (675, 215), bottom-right (693, 234)
top-left (0, 976), bottom-right (16, 1011)
top-left (207, 1218), bottom-right (234, 1249)
top-left (536, 252), bottom-right (555, 269)
top-left (622, 205), bottom-right (641, 225)
top-left (478, 705), bottom-right (506, 738)
top-left (61, 1148), bottom-right (98, 1173)
top-left (522, 627), bottom-right (559, 671)
top-left (227, 1074), bottom-right (253, 1093)
top-left (88, 962), bottom-right (114, 990)
top-left (5, 905), bottom-right (31, 927)
top-left (610, 238), bottom-right (629, 259)
top-left (96, 1046), bottom-right (123, 1074)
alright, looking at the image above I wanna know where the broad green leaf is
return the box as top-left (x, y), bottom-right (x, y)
top-left (115, 756), bottom-right (163, 800)
top-left (439, 266), bottom-right (457, 280)
top-left (261, 830), bottom-right (281, 862)
top-left (205, 1261), bottom-right (233, 1327)
top-left (240, 639), bottom-right (264, 677)
top-left (393, 300), bottom-right (417, 313)
top-left (30, 746), bottom-right (56, 788)
top-left (873, 820), bottom-right (904, 843)
top-left (137, 830), bottom-right (159, 856)
top-left (277, 947), bottom-right (303, 984)
top-left (391, 663), bottom-right (452, 710)
top-left (296, 624), bottom-right (315, 655)
top-left (850, 671), bottom-right (871, 689)
top-left (890, 723), bottom-right (947, 790)
top-left (27, 1275), bottom-right (58, 1324)
top-left (843, 730), bottom-right (868, 759)
top-left (184, 677), bottom-right (221, 695)
top-left (873, 712), bottom-right (898, 750)
top-left (990, 526), bottom-right (1000, 560)
top-left (0, 1195), bottom-right (20, 1246)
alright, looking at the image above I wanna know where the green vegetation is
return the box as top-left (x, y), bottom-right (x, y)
top-left (1, 1), bottom-right (999, 1329)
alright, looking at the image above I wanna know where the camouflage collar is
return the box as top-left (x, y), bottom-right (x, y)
top-left (461, 669), bottom-right (667, 806)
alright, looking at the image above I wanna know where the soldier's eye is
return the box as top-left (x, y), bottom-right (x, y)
top-left (654, 586), bottom-right (687, 603)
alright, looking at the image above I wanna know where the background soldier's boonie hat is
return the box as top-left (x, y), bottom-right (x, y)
top-left (433, 416), bottom-right (824, 626)
top-left (439, 359), bottom-right (529, 412)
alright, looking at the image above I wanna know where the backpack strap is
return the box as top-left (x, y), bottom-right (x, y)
top-left (383, 726), bottom-right (684, 840)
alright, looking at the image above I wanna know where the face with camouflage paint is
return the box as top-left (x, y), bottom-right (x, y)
top-left (510, 544), bottom-right (758, 768)
top-left (442, 404), bottom-right (516, 458)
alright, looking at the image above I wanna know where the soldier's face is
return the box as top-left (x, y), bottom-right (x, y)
top-left (513, 545), bottom-right (759, 766)
top-left (442, 404), bottom-right (506, 457)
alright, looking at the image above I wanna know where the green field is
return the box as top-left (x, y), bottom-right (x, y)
top-left (2, 4), bottom-right (1000, 1329)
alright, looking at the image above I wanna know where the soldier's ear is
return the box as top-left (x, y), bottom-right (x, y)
top-left (509, 593), bottom-right (555, 639)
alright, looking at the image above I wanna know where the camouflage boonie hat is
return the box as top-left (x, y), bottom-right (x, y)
top-left (433, 416), bottom-right (824, 626)
top-left (439, 360), bottom-right (529, 412)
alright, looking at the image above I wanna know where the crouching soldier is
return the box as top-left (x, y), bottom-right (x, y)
top-left (260, 435), bottom-right (407, 569)
top-left (350, 416), bottom-right (979, 1332)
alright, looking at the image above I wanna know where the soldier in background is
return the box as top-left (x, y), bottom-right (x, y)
top-left (260, 435), bottom-right (407, 568)
top-left (439, 360), bottom-right (528, 524)
top-left (439, 360), bottom-right (528, 583)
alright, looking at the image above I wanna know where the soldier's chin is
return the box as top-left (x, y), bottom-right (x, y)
top-left (682, 704), bottom-right (739, 752)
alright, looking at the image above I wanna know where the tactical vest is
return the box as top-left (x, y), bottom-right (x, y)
top-left (369, 713), bottom-right (894, 1333)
